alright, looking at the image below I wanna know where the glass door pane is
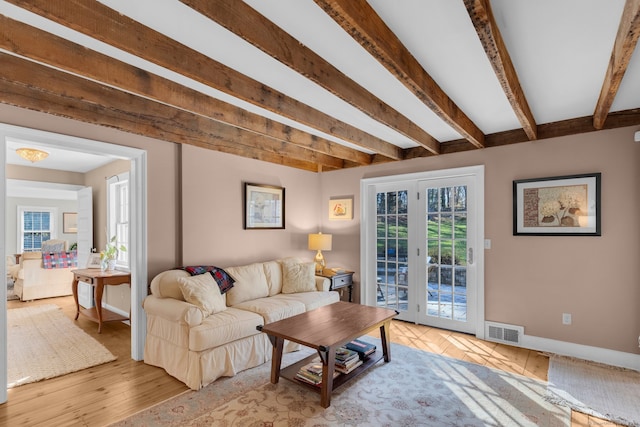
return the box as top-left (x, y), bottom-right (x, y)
top-left (376, 190), bottom-right (409, 312)
top-left (426, 185), bottom-right (469, 323)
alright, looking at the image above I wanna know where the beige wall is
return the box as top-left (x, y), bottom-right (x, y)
top-left (7, 164), bottom-right (84, 185)
top-left (2, 103), bottom-right (639, 355)
top-left (318, 126), bottom-right (640, 354)
top-left (1, 104), bottom-right (181, 284)
top-left (180, 144), bottom-right (320, 267)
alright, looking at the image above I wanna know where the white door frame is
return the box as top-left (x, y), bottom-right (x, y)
top-left (360, 165), bottom-right (485, 336)
top-left (0, 123), bottom-right (148, 404)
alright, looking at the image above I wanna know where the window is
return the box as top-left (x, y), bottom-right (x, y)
top-left (18, 206), bottom-right (57, 252)
top-left (107, 172), bottom-right (130, 268)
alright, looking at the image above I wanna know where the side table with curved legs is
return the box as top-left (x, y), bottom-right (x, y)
top-left (71, 268), bottom-right (131, 333)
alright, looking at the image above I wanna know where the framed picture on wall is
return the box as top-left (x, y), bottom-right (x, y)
top-left (513, 173), bottom-right (601, 236)
top-left (329, 197), bottom-right (353, 220)
top-left (244, 183), bottom-right (285, 229)
top-left (63, 212), bottom-right (78, 233)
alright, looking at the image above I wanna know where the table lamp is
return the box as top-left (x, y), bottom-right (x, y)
top-left (308, 232), bottom-right (332, 274)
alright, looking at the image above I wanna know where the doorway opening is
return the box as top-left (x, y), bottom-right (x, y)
top-left (1, 123), bottom-right (148, 404)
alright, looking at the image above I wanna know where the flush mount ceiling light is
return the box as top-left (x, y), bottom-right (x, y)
top-left (16, 147), bottom-right (49, 163)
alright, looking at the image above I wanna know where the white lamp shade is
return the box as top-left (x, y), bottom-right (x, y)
top-left (308, 233), bottom-right (332, 251)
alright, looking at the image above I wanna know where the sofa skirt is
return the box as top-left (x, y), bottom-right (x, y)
top-left (145, 329), bottom-right (300, 390)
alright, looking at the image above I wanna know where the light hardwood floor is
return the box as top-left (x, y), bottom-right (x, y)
top-left (2, 296), bottom-right (620, 426)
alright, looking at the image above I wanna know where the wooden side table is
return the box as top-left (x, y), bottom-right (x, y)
top-left (71, 268), bottom-right (131, 333)
top-left (319, 269), bottom-right (354, 302)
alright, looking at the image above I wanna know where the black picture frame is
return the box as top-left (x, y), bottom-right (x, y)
top-left (244, 183), bottom-right (285, 229)
top-left (513, 173), bottom-right (601, 236)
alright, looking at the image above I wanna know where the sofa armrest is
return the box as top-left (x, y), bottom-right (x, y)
top-left (143, 295), bottom-right (204, 327)
top-left (315, 276), bottom-right (330, 292)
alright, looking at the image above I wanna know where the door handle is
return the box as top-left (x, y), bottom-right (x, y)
top-left (468, 247), bottom-right (474, 265)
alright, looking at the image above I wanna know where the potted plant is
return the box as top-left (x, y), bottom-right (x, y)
top-left (100, 235), bottom-right (126, 271)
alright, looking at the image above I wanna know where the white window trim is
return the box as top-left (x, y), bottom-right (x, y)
top-left (107, 172), bottom-right (130, 270)
top-left (17, 205), bottom-right (58, 252)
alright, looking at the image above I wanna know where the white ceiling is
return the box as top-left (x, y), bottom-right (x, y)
top-left (0, 0), bottom-right (638, 166)
top-left (6, 138), bottom-right (115, 173)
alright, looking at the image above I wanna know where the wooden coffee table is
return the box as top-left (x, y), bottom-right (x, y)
top-left (257, 301), bottom-right (397, 408)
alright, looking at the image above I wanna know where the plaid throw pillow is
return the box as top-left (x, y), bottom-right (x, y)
top-left (42, 251), bottom-right (78, 269)
top-left (181, 266), bottom-right (235, 294)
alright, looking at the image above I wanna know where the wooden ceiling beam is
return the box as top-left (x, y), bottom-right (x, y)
top-left (180, 0), bottom-right (440, 155)
top-left (407, 109), bottom-right (640, 158)
top-left (0, 53), bottom-right (338, 172)
top-left (464, 0), bottom-right (538, 140)
top-left (0, 15), bottom-right (371, 167)
top-left (6, 0), bottom-right (403, 160)
top-left (593, 0), bottom-right (640, 129)
top-left (314, 0), bottom-right (485, 149)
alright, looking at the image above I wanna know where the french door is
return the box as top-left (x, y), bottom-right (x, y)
top-left (361, 166), bottom-right (484, 335)
top-left (417, 176), bottom-right (477, 333)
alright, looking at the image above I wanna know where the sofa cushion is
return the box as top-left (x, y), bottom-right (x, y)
top-left (182, 266), bottom-right (235, 294)
top-left (233, 296), bottom-right (306, 324)
top-left (22, 251), bottom-right (43, 261)
top-left (225, 263), bottom-right (270, 306)
top-left (189, 307), bottom-right (263, 351)
top-left (150, 269), bottom-right (190, 300)
top-left (178, 273), bottom-right (227, 316)
top-left (263, 261), bottom-right (283, 296)
top-left (281, 261), bottom-right (316, 294)
top-left (272, 291), bottom-right (340, 312)
top-left (41, 240), bottom-right (66, 253)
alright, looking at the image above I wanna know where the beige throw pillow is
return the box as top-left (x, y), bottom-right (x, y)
top-left (282, 261), bottom-right (316, 294)
top-left (178, 273), bottom-right (227, 315)
top-left (225, 263), bottom-right (270, 306)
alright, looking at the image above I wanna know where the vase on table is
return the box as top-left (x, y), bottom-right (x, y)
top-left (102, 259), bottom-right (117, 272)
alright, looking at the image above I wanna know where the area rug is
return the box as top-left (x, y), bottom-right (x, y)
top-left (111, 339), bottom-right (569, 426)
top-left (7, 304), bottom-right (117, 388)
top-left (546, 354), bottom-right (640, 427)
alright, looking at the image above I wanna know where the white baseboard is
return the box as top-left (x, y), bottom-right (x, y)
top-left (521, 334), bottom-right (640, 371)
top-left (102, 303), bottom-right (130, 324)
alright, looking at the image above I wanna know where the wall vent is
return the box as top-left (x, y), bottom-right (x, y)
top-left (485, 322), bottom-right (524, 345)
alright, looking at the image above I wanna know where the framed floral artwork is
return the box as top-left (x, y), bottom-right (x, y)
top-left (329, 197), bottom-right (353, 220)
top-left (513, 173), bottom-right (601, 236)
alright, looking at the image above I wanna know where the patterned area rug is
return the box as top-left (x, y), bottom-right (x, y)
top-left (546, 354), bottom-right (640, 427)
top-left (7, 304), bottom-right (117, 388)
top-left (112, 340), bottom-right (569, 426)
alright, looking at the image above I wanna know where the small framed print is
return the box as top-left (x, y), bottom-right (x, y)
top-left (329, 197), bottom-right (353, 220)
top-left (513, 173), bottom-right (601, 236)
top-left (63, 212), bottom-right (78, 233)
top-left (86, 253), bottom-right (102, 269)
top-left (244, 183), bottom-right (285, 229)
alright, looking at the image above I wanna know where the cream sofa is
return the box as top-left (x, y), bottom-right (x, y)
top-left (143, 258), bottom-right (340, 390)
top-left (13, 240), bottom-right (76, 301)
